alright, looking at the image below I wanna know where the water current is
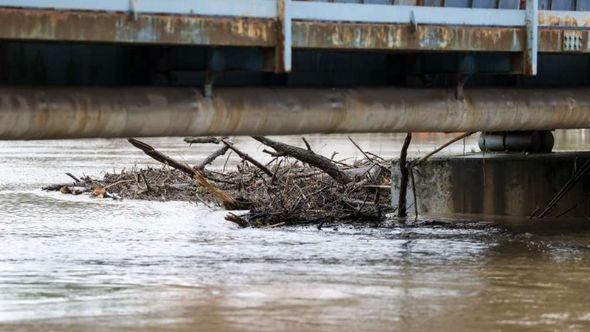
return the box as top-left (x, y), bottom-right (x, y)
top-left (1, 133), bottom-right (590, 331)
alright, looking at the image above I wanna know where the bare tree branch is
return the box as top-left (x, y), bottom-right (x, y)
top-left (252, 136), bottom-right (352, 185)
top-left (184, 137), bottom-right (221, 144)
top-left (221, 139), bottom-right (273, 177)
top-left (197, 145), bottom-right (230, 171)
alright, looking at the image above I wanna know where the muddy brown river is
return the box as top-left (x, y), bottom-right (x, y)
top-left (1, 133), bottom-right (590, 331)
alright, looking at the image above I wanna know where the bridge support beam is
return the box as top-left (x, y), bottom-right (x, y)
top-left (392, 152), bottom-right (590, 225)
top-left (0, 87), bottom-right (589, 140)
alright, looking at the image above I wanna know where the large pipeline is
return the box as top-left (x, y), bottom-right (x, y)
top-left (0, 87), bottom-right (589, 140)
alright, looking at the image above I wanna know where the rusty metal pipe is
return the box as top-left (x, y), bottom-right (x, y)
top-left (478, 131), bottom-right (555, 153)
top-left (0, 87), bottom-right (589, 140)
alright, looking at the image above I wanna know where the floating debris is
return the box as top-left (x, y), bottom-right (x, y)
top-left (44, 136), bottom-right (394, 227)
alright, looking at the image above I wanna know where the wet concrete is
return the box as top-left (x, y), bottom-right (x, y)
top-left (392, 151), bottom-right (590, 225)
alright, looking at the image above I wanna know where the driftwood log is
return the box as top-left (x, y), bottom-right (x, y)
top-left (252, 136), bottom-right (352, 185)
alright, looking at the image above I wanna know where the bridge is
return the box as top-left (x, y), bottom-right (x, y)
top-left (0, 0), bottom-right (589, 139)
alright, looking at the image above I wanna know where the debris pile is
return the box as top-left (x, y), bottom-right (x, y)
top-left (44, 136), bottom-right (394, 227)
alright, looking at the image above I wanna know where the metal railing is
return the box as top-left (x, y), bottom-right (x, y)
top-left (0, 0), bottom-right (588, 74)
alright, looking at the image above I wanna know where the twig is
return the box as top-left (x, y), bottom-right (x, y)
top-left (265, 157), bottom-right (279, 167)
top-left (302, 137), bottom-right (312, 151)
top-left (348, 136), bottom-right (391, 176)
top-left (348, 136), bottom-right (373, 162)
top-left (222, 151), bottom-right (232, 172)
top-left (366, 152), bottom-right (386, 162)
top-left (412, 132), bottom-right (475, 167)
top-left (197, 145), bottom-right (230, 170)
top-left (410, 167), bottom-right (418, 220)
top-left (222, 139), bottom-right (273, 177)
top-left (534, 160), bottom-right (590, 218)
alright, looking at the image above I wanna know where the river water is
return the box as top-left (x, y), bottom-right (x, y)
top-left (1, 132), bottom-right (590, 331)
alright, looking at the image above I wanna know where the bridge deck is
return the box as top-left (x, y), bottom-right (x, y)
top-left (0, 0), bottom-right (589, 74)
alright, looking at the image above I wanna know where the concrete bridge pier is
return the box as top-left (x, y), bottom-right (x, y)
top-left (391, 152), bottom-right (590, 225)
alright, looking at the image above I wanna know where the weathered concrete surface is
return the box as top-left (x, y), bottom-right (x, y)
top-left (392, 152), bottom-right (590, 223)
